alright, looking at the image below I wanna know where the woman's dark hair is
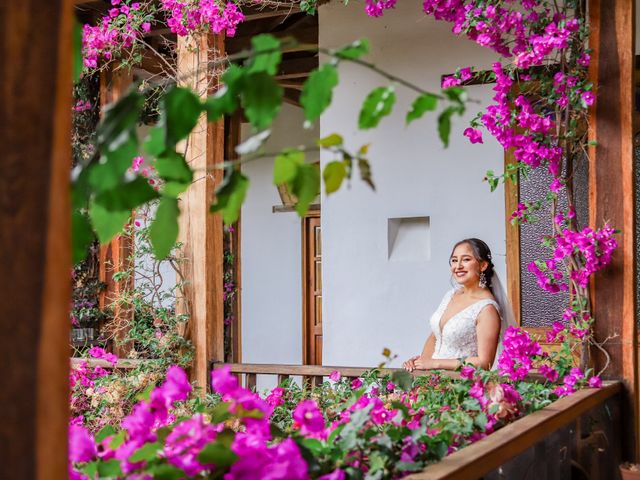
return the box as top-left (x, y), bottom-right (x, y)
top-left (450, 238), bottom-right (495, 291)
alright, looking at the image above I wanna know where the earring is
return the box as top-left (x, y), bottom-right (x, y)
top-left (479, 272), bottom-right (487, 289)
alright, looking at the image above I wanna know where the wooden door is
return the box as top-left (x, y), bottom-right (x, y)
top-left (303, 213), bottom-right (322, 365)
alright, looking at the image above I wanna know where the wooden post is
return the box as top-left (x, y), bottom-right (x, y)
top-left (588, 0), bottom-right (638, 461)
top-left (224, 113), bottom-right (242, 363)
top-left (98, 67), bottom-right (134, 357)
top-left (0, 0), bottom-right (72, 477)
top-left (176, 33), bottom-right (225, 394)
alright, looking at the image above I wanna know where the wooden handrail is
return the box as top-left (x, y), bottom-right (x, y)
top-left (70, 357), bottom-right (148, 369)
top-left (405, 381), bottom-right (622, 480)
top-left (211, 362), bottom-right (402, 377)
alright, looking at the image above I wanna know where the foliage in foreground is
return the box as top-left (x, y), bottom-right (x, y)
top-left (69, 328), bottom-right (601, 480)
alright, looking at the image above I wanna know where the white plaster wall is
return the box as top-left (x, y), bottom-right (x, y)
top-left (319, 2), bottom-right (506, 368)
top-left (240, 104), bottom-right (320, 388)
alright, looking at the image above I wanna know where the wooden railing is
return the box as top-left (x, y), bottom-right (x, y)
top-left (407, 381), bottom-right (622, 480)
top-left (72, 359), bottom-right (623, 478)
top-left (210, 362), bottom-right (433, 390)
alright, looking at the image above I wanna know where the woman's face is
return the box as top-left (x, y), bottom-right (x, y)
top-left (449, 242), bottom-right (486, 286)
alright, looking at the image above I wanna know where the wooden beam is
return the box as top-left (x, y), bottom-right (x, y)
top-left (0, 0), bottom-right (72, 477)
top-left (407, 382), bottom-right (621, 480)
top-left (99, 67), bottom-right (134, 357)
top-left (242, 5), bottom-right (301, 22)
top-left (275, 56), bottom-right (317, 80)
top-left (226, 24), bottom-right (318, 54)
top-left (588, 0), bottom-right (638, 461)
top-left (177, 33), bottom-right (225, 394)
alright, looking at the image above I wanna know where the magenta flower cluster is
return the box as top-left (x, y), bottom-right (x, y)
top-left (82, 1), bottom-right (152, 69)
top-left (497, 326), bottom-right (542, 381)
top-left (161, 0), bottom-right (244, 37)
top-left (82, 0), bottom-right (243, 70)
top-left (528, 225), bottom-right (617, 293)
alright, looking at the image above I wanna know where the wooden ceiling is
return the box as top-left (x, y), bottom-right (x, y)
top-left (74, 1), bottom-right (319, 106)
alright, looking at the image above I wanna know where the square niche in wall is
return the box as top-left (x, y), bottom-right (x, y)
top-left (387, 216), bottom-right (431, 261)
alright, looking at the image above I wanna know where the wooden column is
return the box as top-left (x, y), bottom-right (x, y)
top-left (0, 0), bottom-right (72, 478)
top-left (98, 67), bottom-right (134, 357)
top-left (177, 33), bottom-right (225, 393)
top-left (224, 113), bottom-right (242, 363)
top-left (588, 0), bottom-right (638, 461)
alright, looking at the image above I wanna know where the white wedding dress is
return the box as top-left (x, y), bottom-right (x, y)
top-left (429, 289), bottom-right (501, 361)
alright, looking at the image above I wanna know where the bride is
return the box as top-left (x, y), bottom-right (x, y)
top-left (403, 238), bottom-right (515, 372)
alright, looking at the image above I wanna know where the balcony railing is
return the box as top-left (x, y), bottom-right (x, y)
top-left (71, 358), bottom-right (623, 479)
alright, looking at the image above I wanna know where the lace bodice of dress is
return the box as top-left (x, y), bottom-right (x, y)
top-left (429, 289), bottom-right (500, 359)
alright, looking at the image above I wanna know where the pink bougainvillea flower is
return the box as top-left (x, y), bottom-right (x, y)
top-left (319, 469), bottom-right (346, 480)
top-left (588, 376), bottom-right (603, 388)
top-left (351, 378), bottom-right (363, 389)
top-left (293, 399), bottom-right (325, 437)
top-left (163, 414), bottom-right (219, 476)
top-left (266, 387), bottom-right (285, 407)
top-left (460, 365), bottom-right (475, 380)
top-left (581, 90), bottom-right (595, 106)
top-left (463, 127), bottom-right (483, 144)
top-left (211, 365), bottom-right (240, 397)
top-left (69, 425), bottom-right (97, 463)
top-left (538, 364), bottom-right (559, 383)
top-left (329, 370), bottom-right (341, 382)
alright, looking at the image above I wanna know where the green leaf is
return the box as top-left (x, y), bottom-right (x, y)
top-left (334, 38), bottom-right (370, 60)
top-left (359, 86), bottom-right (396, 129)
top-left (358, 158), bottom-right (375, 190)
top-left (300, 438), bottom-right (324, 456)
top-left (443, 86), bottom-right (467, 105)
top-left (150, 197), bottom-right (180, 259)
top-left (93, 177), bottom-right (159, 211)
top-left (88, 133), bottom-right (139, 191)
top-left (98, 90), bottom-right (144, 150)
top-left (146, 464), bottom-right (187, 480)
top-left (95, 425), bottom-right (117, 443)
top-left (97, 459), bottom-right (123, 478)
top-left (164, 86), bottom-right (203, 146)
top-left (323, 161), bottom-right (346, 194)
top-left (247, 34), bottom-right (282, 75)
top-left (395, 461), bottom-right (424, 472)
top-left (89, 200), bottom-right (131, 244)
top-left (437, 106), bottom-right (460, 148)
top-left (155, 152), bottom-right (193, 184)
top-left (204, 65), bottom-right (244, 121)
top-left (241, 72), bottom-right (283, 131)
top-left (163, 181), bottom-right (191, 198)
top-left (197, 440), bottom-right (238, 468)
top-left (129, 441), bottom-right (162, 463)
top-left (316, 133), bottom-right (343, 148)
top-left (143, 126), bottom-right (167, 157)
top-left (73, 19), bottom-right (83, 83)
top-left (474, 412), bottom-right (488, 430)
top-left (391, 370), bottom-right (413, 391)
top-left (80, 461), bottom-right (99, 478)
top-left (290, 163), bottom-right (320, 216)
top-left (300, 64), bottom-right (339, 125)
top-left (406, 93), bottom-right (438, 124)
top-left (210, 171), bottom-right (250, 224)
top-left (109, 431), bottom-right (126, 449)
top-left (273, 149), bottom-right (304, 185)
top-left (208, 402), bottom-right (232, 424)
top-left (72, 211), bottom-right (94, 264)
